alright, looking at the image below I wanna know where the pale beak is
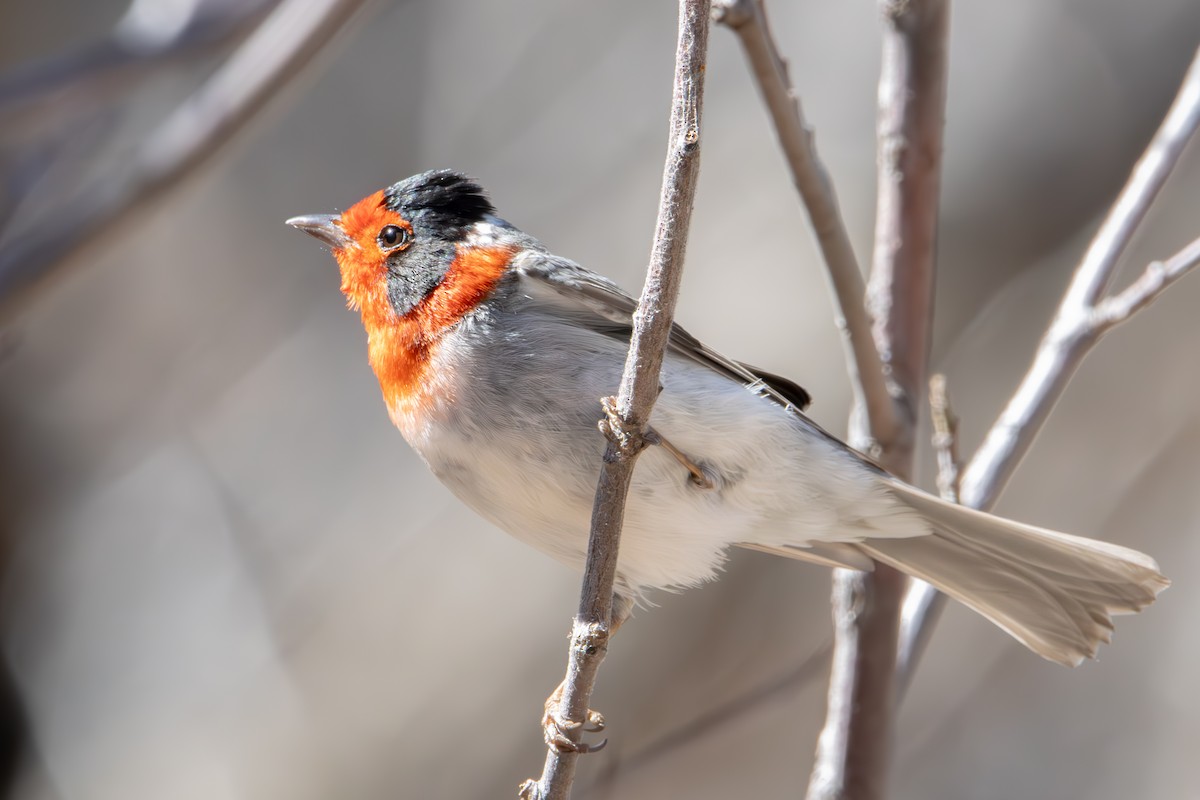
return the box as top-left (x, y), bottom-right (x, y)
top-left (286, 214), bottom-right (352, 249)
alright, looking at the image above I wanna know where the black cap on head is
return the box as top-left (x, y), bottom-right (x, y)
top-left (383, 170), bottom-right (495, 235)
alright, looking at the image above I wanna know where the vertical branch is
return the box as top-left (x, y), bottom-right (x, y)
top-left (928, 374), bottom-right (961, 504)
top-left (518, 2), bottom-right (712, 798)
top-left (892, 375), bottom-right (959, 689)
top-left (807, 2), bottom-right (948, 799)
top-left (863, 0), bottom-right (948, 437)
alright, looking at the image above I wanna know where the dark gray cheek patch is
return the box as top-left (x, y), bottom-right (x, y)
top-left (385, 241), bottom-right (454, 316)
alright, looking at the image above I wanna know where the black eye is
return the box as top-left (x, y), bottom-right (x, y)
top-left (378, 225), bottom-right (410, 251)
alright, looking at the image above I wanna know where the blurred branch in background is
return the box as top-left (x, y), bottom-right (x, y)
top-left (1, 2), bottom-right (1195, 798)
top-left (807, 2), bottom-right (947, 799)
top-left (0, 0), bottom-right (277, 123)
top-left (928, 374), bottom-right (961, 504)
top-left (897, 45), bottom-right (1200, 689)
top-left (718, 1), bottom-right (948, 797)
top-left (0, 0), bottom-right (371, 317)
top-left (711, 0), bottom-right (896, 452)
top-left (580, 643), bottom-right (833, 798)
top-left (520, 1), bottom-right (712, 798)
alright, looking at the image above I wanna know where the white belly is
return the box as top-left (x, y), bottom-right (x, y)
top-left (404, 310), bottom-right (924, 598)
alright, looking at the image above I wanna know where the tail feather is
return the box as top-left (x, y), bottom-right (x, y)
top-left (860, 481), bottom-right (1168, 666)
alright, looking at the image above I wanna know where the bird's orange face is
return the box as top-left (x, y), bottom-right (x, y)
top-left (329, 187), bottom-right (517, 342)
top-left (290, 173), bottom-right (516, 434)
top-left (332, 190), bottom-right (415, 319)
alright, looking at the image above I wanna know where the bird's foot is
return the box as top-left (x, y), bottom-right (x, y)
top-left (543, 682), bottom-right (607, 753)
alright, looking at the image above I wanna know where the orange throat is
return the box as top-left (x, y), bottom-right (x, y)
top-left (347, 242), bottom-right (518, 436)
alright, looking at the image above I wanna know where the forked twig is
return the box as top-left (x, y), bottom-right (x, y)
top-left (896, 45), bottom-right (1200, 689)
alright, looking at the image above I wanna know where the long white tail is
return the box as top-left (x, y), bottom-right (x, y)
top-left (860, 481), bottom-right (1168, 666)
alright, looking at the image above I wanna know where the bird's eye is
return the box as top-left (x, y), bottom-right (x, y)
top-left (378, 224), bottom-right (411, 251)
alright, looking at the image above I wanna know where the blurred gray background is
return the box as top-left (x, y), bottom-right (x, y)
top-left (1, 1), bottom-right (1198, 798)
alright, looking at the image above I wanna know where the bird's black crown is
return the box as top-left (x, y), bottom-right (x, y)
top-left (383, 170), bottom-right (495, 233)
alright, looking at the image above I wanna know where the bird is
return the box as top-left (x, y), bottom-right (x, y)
top-left (287, 169), bottom-right (1167, 748)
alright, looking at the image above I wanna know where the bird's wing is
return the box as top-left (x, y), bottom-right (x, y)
top-left (513, 251), bottom-right (812, 412)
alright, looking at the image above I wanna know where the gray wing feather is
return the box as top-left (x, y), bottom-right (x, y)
top-left (514, 252), bottom-right (812, 412)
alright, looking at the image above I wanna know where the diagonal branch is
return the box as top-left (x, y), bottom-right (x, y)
top-left (896, 45), bottom-right (1200, 688)
top-left (518, 2), bottom-right (712, 798)
top-left (807, 2), bottom-right (948, 799)
top-left (958, 45), bottom-right (1200, 511)
top-left (712, 0), bottom-right (899, 452)
top-left (0, 0), bottom-right (371, 317)
top-left (0, 0), bottom-right (278, 122)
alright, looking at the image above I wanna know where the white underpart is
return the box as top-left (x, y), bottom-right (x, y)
top-left (403, 293), bottom-right (925, 599)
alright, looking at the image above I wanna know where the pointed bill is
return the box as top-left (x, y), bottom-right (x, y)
top-left (286, 214), bottom-right (352, 249)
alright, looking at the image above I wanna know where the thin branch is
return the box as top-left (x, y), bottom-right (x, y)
top-left (578, 643), bottom-right (833, 799)
top-left (0, 0), bottom-right (371, 317)
top-left (1060, 47), bottom-right (1200, 313)
top-left (928, 374), bottom-right (961, 504)
top-left (897, 235), bottom-right (1200, 685)
top-left (1091, 235), bottom-right (1200, 331)
top-left (958, 45), bottom-right (1200, 513)
top-left (896, 45), bottom-right (1200, 688)
top-left (893, 375), bottom-right (960, 688)
top-left (518, 2), bottom-right (711, 798)
top-left (712, 0), bottom-right (899, 453)
top-left (807, 2), bottom-right (948, 799)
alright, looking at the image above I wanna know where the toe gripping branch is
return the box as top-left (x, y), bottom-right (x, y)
top-left (540, 593), bottom-right (635, 759)
top-left (599, 394), bottom-right (714, 489)
top-left (543, 620), bottom-right (611, 754)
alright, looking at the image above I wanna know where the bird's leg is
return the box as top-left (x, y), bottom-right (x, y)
top-left (645, 427), bottom-right (714, 489)
top-left (597, 395), bottom-right (711, 488)
top-left (542, 594), bottom-right (634, 754)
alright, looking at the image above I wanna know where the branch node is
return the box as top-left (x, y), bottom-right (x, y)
top-left (570, 619), bottom-right (610, 660)
top-left (598, 396), bottom-right (649, 457)
top-left (711, 0), bottom-right (754, 29)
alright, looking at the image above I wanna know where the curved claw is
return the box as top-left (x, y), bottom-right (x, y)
top-left (578, 737), bottom-right (608, 754)
top-left (542, 705), bottom-right (608, 753)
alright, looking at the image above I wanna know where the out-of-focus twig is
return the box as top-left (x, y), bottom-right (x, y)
top-left (0, 0), bottom-right (279, 123)
top-left (518, 2), bottom-right (711, 798)
top-left (896, 45), bottom-right (1200, 691)
top-left (578, 642), bottom-right (832, 799)
top-left (712, 0), bottom-right (898, 453)
top-left (892, 374), bottom-right (959, 689)
top-left (928, 374), bottom-right (960, 504)
top-left (806, 2), bottom-right (948, 799)
top-left (0, 0), bottom-right (371, 317)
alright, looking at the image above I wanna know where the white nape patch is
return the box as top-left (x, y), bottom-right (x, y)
top-left (464, 220), bottom-right (501, 248)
